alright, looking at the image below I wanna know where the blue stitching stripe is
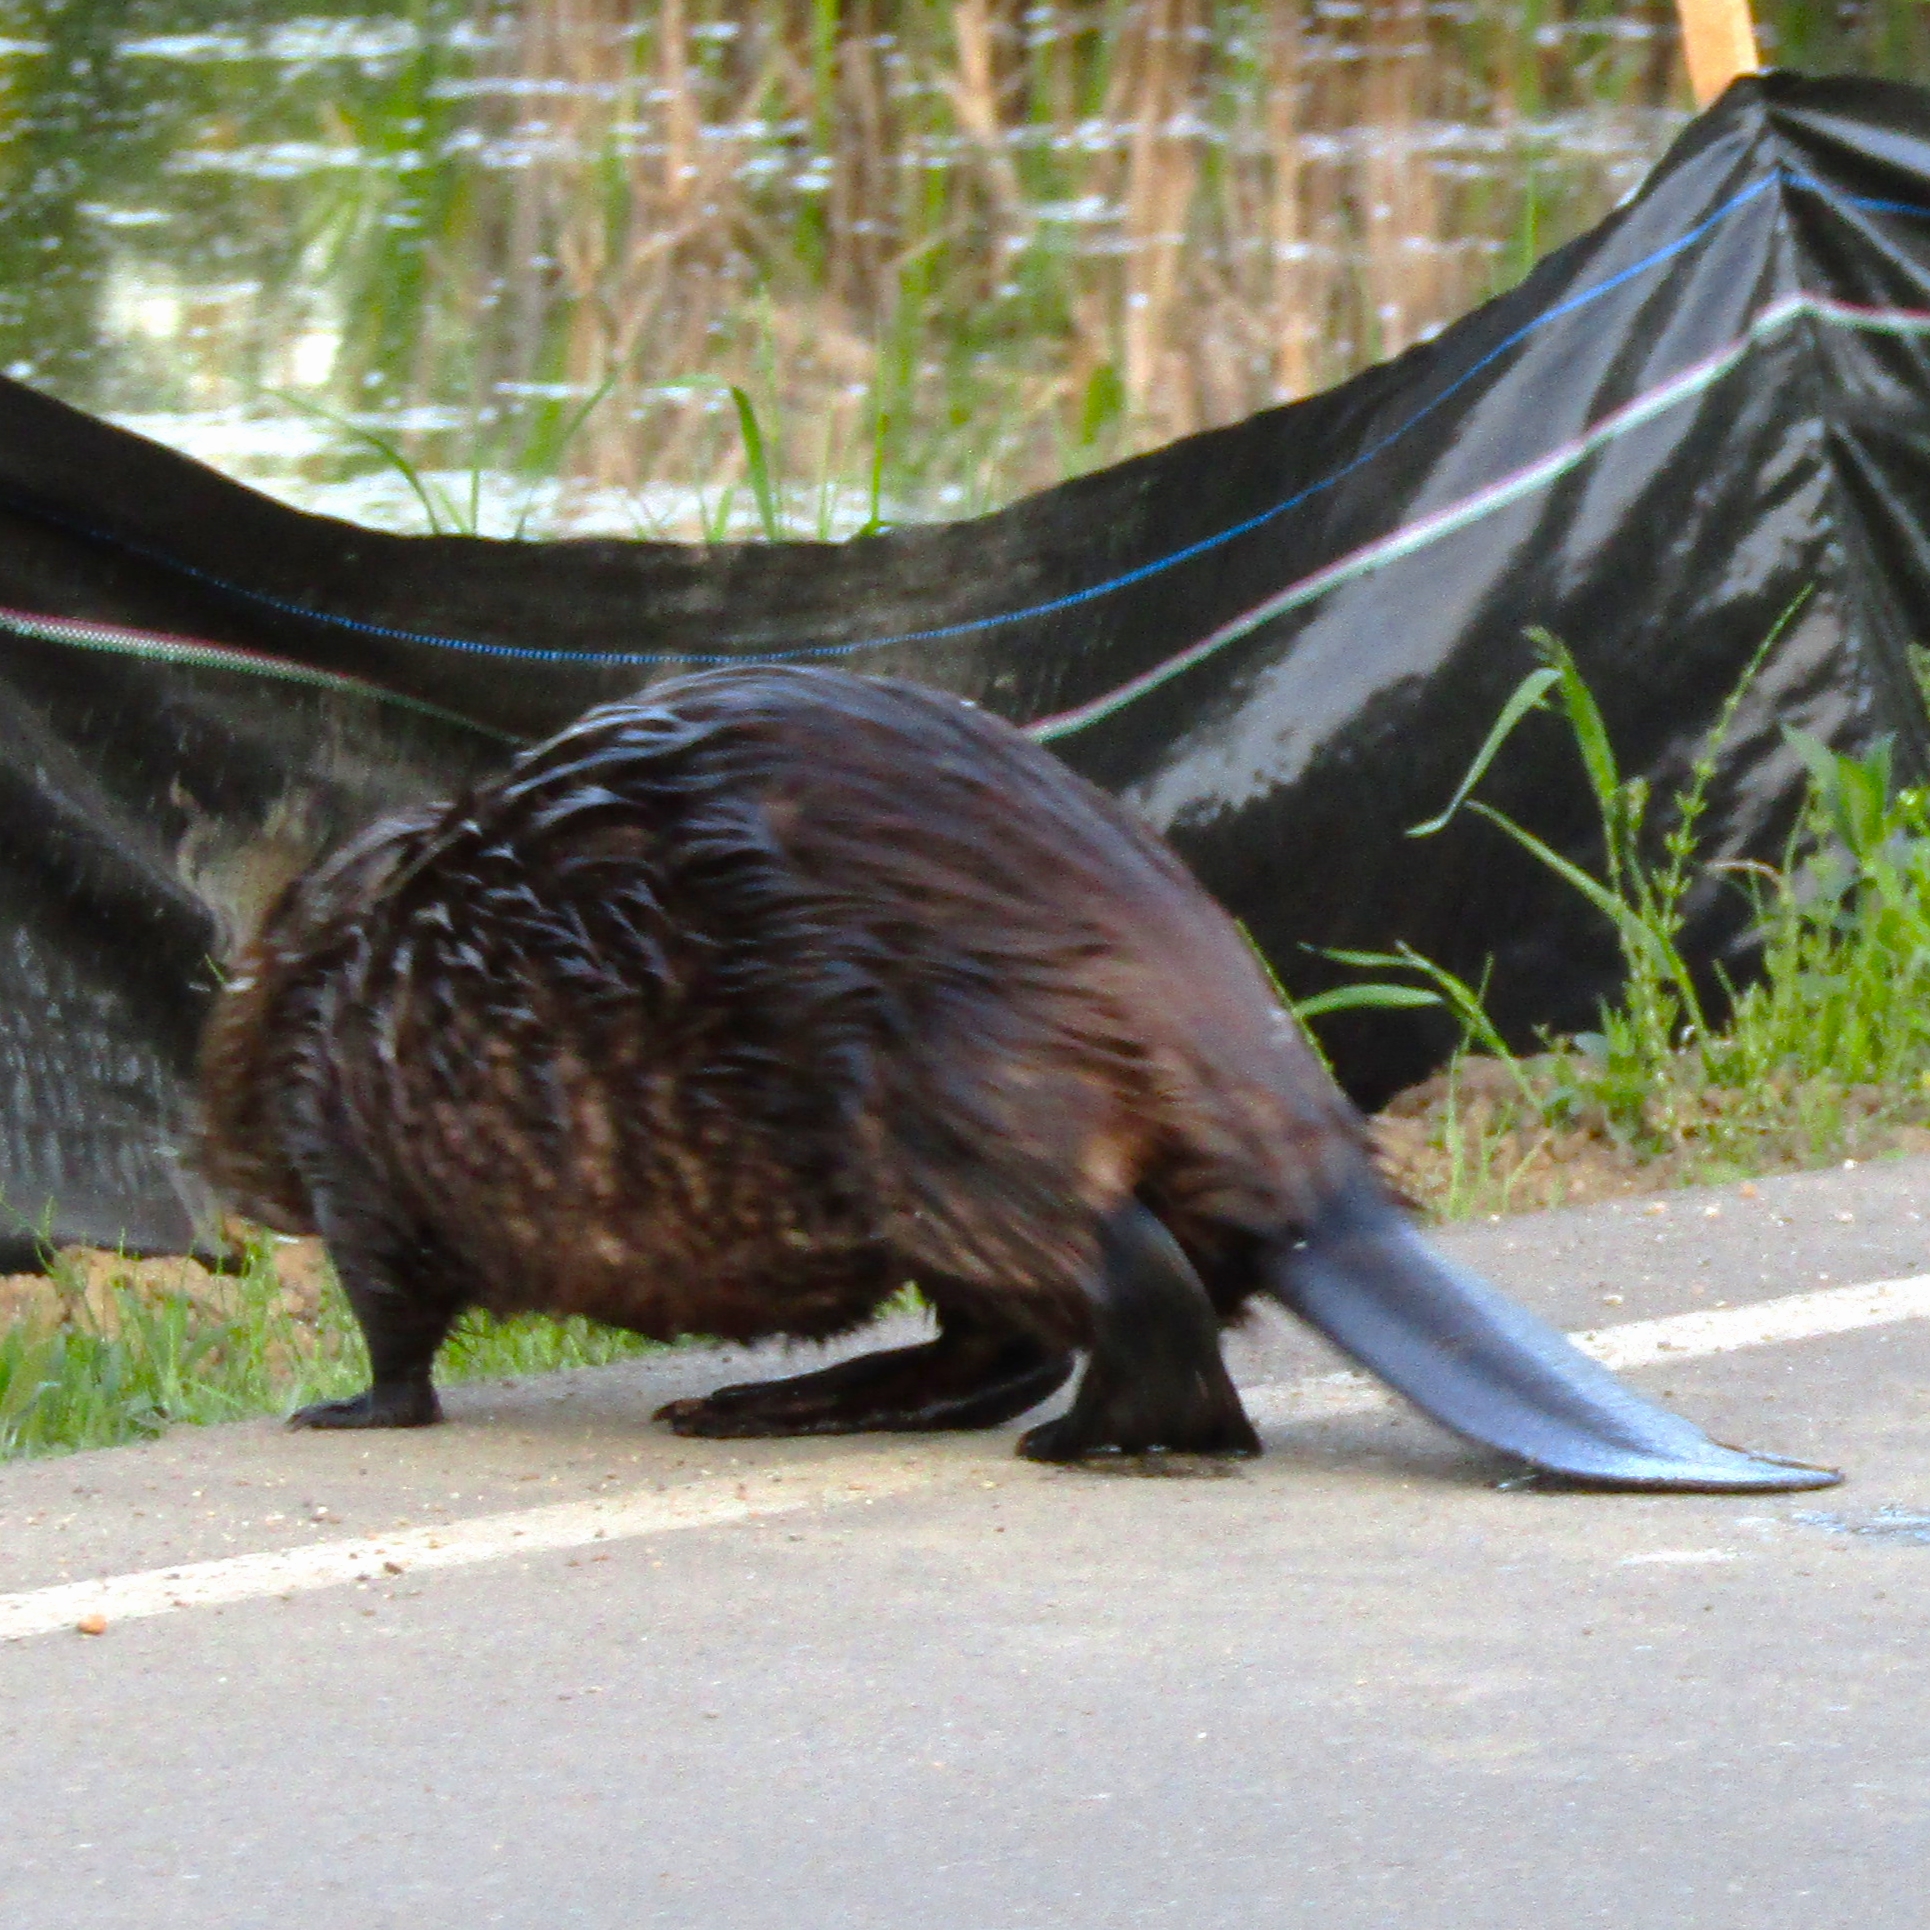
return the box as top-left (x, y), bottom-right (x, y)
top-left (20, 165), bottom-right (1920, 670)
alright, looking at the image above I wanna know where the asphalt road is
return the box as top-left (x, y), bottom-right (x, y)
top-left (4, 1158), bottom-right (1930, 1928)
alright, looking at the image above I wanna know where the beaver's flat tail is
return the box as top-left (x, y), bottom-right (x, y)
top-left (1262, 1175), bottom-right (1842, 1493)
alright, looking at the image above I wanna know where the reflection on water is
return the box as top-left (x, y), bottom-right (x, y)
top-left (0, 2), bottom-right (1921, 539)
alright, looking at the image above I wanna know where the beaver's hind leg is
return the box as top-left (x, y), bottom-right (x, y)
top-left (655, 1303), bottom-right (1072, 1438)
top-left (1017, 1200), bottom-right (1259, 1462)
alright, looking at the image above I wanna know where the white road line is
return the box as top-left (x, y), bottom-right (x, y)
top-left (6, 1270), bottom-right (1930, 1643)
top-left (1240, 1271), bottom-right (1930, 1427)
top-left (0, 1458), bottom-right (940, 1644)
top-left (1572, 1274), bottom-right (1930, 1369)
top-left (1619, 1548), bottom-right (1743, 1566)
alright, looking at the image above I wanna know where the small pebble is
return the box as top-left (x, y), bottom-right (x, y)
top-left (76, 1613), bottom-right (106, 1636)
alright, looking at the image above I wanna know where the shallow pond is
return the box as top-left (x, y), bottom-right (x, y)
top-left (0, 2), bottom-right (1921, 537)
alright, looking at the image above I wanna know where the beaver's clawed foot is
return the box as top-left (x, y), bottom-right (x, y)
top-left (1015, 1409), bottom-right (1261, 1464)
top-left (288, 1382), bottom-right (443, 1429)
top-left (656, 1329), bottom-right (1072, 1438)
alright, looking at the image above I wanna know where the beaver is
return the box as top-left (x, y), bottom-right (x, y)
top-left (197, 666), bottom-right (1837, 1490)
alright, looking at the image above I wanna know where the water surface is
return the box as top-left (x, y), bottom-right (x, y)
top-left (0, 3), bottom-right (1916, 537)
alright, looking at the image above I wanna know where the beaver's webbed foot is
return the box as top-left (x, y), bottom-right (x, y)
top-left (656, 1313), bottom-right (1071, 1437)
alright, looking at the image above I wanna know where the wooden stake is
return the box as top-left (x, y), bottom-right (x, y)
top-left (1676, 0), bottom-right (1760, 108)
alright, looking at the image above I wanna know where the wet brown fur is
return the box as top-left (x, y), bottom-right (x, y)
top-left (198, 667), bottom-right (1368, 1393)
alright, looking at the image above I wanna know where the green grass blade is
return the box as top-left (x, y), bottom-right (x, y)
top-left (513, 371), bottom-right (620, 540)
top-left (1530, 629), bottom-right (1623, 819)
top-left (1233, 920), bottom-right (1341, 1076)
top-left (1292, 983), bottom-right (1443, 1019)
top-left (1316, 946), bottom-right (1422, 970)
top-left (857, 406), bottom-right (891, 538)
top-left (1466, 799), bottom-right (1681, 979)
top-left (1384, 943), bottom-right (1521, 1070)
top-left (727, 384), bottom-right (782, 542)
top-left (1409, 666), bottom-right (1560, 837)
top-left (267, 387), bottom-right (448, 535)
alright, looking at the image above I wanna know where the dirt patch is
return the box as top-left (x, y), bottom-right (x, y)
top-left (0, 1239), bottom-right (330, 1337)
top-left (1376, 1055), bottom-right (1930, 1221)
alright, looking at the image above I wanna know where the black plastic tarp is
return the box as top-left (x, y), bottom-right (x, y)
top-left (7, 68), bottom-right (1930, 1261)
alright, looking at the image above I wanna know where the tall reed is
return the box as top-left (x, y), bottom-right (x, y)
top-left (295, 0), bottom-right (1696, 528)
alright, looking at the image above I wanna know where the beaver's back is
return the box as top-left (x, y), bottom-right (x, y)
top-left (202, 667), bottom-right (1360, 1343)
